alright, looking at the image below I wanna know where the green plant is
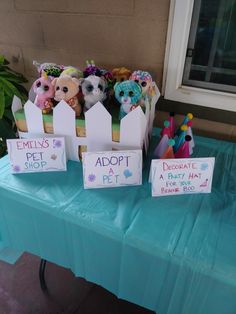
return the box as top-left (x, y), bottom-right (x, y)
top-left (0, 55), bottom-right (28, 157)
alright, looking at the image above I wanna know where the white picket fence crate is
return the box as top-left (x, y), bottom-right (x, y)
top-left (12, 83), bottom-right (160, 162)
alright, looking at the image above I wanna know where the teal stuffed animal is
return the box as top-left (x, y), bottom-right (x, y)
top-left (114, 80), bottom-right (142, 119)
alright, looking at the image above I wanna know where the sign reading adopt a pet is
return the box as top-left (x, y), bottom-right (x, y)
top-left (82, 150), bottom-right (142, 189)
top-left (7, 137), bottom-right (67, 174)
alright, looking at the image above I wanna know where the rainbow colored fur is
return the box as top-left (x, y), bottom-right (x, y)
top-left (114, 80), bottom-right (142, 119)
top-left (130, 70), bottom-right (154, 98)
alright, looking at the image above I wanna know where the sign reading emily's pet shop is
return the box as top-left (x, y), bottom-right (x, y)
top-left (7, 137), bottom-right (67, 174)
top-left (82, 150), bottom-right (142, 189)
top-left (150, 158), bottom-right (215, 197)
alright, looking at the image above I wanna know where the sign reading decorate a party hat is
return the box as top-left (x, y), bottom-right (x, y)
top-left (150, 157), bottom-right (215, 197)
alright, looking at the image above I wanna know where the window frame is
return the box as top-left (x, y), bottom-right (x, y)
top-left (163, 0), bottom-right (236, 112)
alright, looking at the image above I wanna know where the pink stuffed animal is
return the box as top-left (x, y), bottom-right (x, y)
top-left (33, 72), bottom-right (55, 113)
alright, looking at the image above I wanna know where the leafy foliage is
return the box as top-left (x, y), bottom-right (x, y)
top-left (0, 55), bottom-right (28, 157)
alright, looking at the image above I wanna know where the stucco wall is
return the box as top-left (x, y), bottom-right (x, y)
top-left (0, 0), bottom-right (170, 88)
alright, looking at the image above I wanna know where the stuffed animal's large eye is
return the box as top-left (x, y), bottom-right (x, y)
top-left (129, 91), bottom-right (134, 97)
top-left (36, 81), bottom-right (41, 88)
top-left (87, 85), bottom-right (94, 92)
top-left (44, 85), bottom-right (49, 91)
top-left (119, 91), bottom-right (124, 97)
top-left (63, 87), bottom-right (68, 93)
top-left (120, 78), bottom-right (124, 82)
top-left (141, 81), bottom-right (147, 87)
top-left (98, 84), bottom-right (103, 91)
top-left (56, 86), bottom-right (60, 91)
top-left (135, 80), bottom-right (139, 84)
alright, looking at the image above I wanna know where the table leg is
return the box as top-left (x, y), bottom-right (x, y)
top-left (39, 259), bottom-right (47, 291)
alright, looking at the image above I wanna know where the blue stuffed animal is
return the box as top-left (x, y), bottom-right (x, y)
top-left (114, 80), bottom-right (142, 119)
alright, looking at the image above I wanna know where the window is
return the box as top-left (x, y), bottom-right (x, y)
top-left (164, 0), bottom-right (236, 112)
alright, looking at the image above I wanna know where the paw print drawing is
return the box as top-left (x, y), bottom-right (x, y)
top-left (201, 163), bottom-right (208, 171)
top-left (53, 139), bottom-right (62, 148)
top-left (124, 169), bottom-right (132, 179)
top-left (51, 154), bottom-right (57, 160)
top-left (88, 174), bottom-right (96, 182)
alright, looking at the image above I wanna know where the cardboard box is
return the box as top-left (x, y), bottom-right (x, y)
top-left (12, 83), bottom-right (160, 161)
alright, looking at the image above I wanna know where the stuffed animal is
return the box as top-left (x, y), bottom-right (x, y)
top-left (80, 75), bottom-right (107, 111)
top-left (129, 70), bottom-right (154, 103)
top-left (33, 71), bottom-right (54, 114)
top-left (52, 75), bottom-right (82, 116)
top-left (60, 66), bottom-right (83, 79)
top-left (112, 67), bottom-right (132, 83)
top-left (100, 69), bottom-right (114, 91)
top-left (83, 60), bottom-right (102, 77)
top-left (33, 61), bottom-right (63, 78)
top-left (114, 80), bottom-right (142, 119)
top-left (83, 60), bottom-right (113, 91)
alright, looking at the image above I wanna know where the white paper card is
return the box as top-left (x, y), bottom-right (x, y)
top-left (151, 157), bottom-right (215, 197)
top-left (82, 150), bottom-right (142, 189)
top-left (7, 137), bottom-right (67, 174)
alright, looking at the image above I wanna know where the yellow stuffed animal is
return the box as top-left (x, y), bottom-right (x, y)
top-left (52, 75), bottom-right (82, 117)
top-left (112, 67), bottom-right (132, 83)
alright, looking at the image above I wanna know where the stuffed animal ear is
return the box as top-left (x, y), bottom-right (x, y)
top-left (32, 80), bottom-right (38, 92)
top-left (41, 70), bottom-right (48, 80)
top-left (78, 78), bottom-right (85, 86)
top-left (33, 60), bottom-right (41, 73)
top-left (51, 78), bottom-right (58, 87)
top-left (114, 82), bottom-right (120, 91)
top-left (100, 77), bottom-right (107, 84)
top-left (72, 77), bottom-right (80, 85)
top-left (135, 82), bottom-right (142, 93)
top-left (71, 77), bottom-right (81, 91)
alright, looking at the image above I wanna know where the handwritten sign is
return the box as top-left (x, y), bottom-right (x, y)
top-left (7, 137), bottom-right (67, 173)
top-left (82, 150), bottom-right (142, 189)
top-left (151, 158), bottom-right (215, 197)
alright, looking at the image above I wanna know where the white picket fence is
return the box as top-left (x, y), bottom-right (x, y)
top-left (12, 83), bottom-right (160, 161)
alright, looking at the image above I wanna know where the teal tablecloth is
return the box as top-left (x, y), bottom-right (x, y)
top-left (0, 131), bottom-right (236, 314)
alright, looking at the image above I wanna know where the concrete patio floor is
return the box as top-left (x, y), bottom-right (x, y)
top-left (0, 253), bottom-right (154, 314)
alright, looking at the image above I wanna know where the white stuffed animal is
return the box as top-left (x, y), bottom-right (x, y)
top-left (80, 75), bottom-right (107, 111)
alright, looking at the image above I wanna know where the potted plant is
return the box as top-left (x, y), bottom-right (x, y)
top-left (0, 55), bottom-right (28, 157)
